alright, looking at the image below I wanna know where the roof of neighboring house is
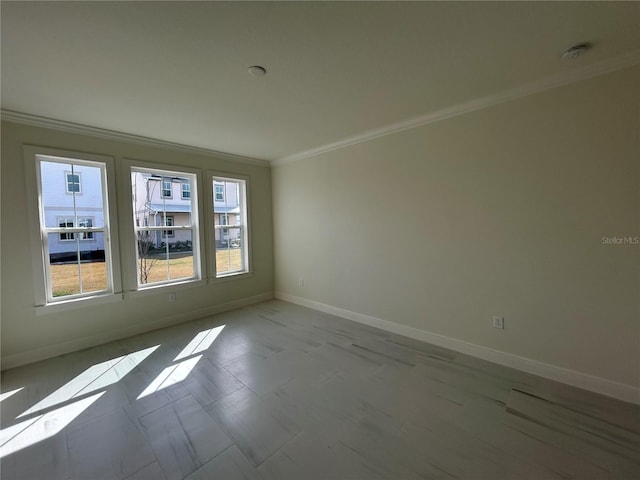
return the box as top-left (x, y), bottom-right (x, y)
top-left (148, 203), bottom-right (240, 214)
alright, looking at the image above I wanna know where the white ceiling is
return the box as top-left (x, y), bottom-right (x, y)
top-left (2, 2), bottom-right (639, 163)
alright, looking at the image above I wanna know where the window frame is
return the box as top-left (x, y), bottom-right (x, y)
top-left (206, 172), bottom-right (251, 280)
top-left (124, 160), bottom-right (205, 292)
top-left (24, 146), bottom-right (122, 307)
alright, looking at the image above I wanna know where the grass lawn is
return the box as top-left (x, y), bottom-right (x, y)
top-left (50, 249), bottom-right (243, 296)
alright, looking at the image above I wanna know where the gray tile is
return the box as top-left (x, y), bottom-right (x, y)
top-left (0, 433), bottom-right (70, 480)
top-left (506, 388), bottom-right (640, 464)
top-left (124, 461), bottom-right (167, 480)
top-left (206, 387), bottom-right (301, 466)
top-left (207, 335), bottom-right (283, 367)
top-left (139, 395), bottom-right (232, 480)
top-left (424, 395), bottom-right (611, 479)
top-left (222, 348), bottom-right (329, 397)
top-left (506, 389), bottom-right (640, 472)
top-left (184, 446), bottom-right (263, 480)
top-left (182, 357), bottom-right (244, 407)
top-left (67, 408), bottom-right (156, 480)
top-left (259, 431), bottom-right (385, 480)
top-left (120, 369), bottom-right (190, 425)
top-left (2, 300), bottom-right (638, 480)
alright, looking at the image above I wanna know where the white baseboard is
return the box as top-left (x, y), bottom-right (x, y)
top-left (1, 291), bottom-right (274, 370)
top-left (275, 291), bottom-right (640, 405)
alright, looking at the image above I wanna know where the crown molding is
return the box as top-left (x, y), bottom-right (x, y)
top-left (0, 110), bottom-right (270, 168)
top-left (273, 49), bottom-right (640, 166)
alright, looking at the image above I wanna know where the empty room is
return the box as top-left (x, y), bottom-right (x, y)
top-left (1, 2), bottom-right (638, 479)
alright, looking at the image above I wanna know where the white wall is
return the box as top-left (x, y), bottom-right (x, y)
top-left (272, 66), bottom-right (640, 395)
top-left (0, 121), bottom-right (274, 367)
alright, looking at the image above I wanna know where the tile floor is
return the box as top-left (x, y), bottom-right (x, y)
top-left (1, 300), bottom-right (638, 479)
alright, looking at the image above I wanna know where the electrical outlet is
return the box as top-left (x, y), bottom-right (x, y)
top-left (169, 293), bottom-right (176, 303)
top-left (298, 278), bottom-right (304, 288)
top-left (493, 316), bottom-right (504, 329)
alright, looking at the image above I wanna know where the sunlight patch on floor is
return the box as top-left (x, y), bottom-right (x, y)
top-left (137, 355), bottom-right (203, 399)
top-left (0, 388), bottom-right (24, 403)
top-left (17, 346), bottom-right (159, 418)
top-left (174, 325), bottom-right (225, 361)
top-left (0, 392), bottom-right (105, 458)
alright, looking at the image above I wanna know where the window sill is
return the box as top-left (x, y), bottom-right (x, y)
top-left (208, 271), bottom-right (253, 284)
top-left (36, 293), bottom-right (124, 316)
top-left (125, 278), bottom-right (206, 299)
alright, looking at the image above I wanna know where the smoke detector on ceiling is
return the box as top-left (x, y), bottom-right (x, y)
top-left (248, 65), bottom-right (267, 77)
top-left (562, 43), bottom-right (591, 60)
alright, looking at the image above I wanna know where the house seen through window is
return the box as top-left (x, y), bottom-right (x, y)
top-left (35, 156), bottom-right (113, 301)
top-left (131, 168), bottom-right (199, 287)
top-left (212, 176), bottom-right (249, 277)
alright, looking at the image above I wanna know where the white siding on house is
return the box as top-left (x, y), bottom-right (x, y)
top-left (40, 160), bottom-right (105, 256)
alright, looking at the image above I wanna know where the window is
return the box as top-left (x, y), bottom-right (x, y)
top-left (181, 182), bottom-right (191, 199)
top-left (78, 218), bottom-right (94, 240)
top-left (211, 175), bottom-right (249, 277)
top-left (214, 184), bottom-right (224, 201)
top-left (58, 218), bottom-right (75, 241)
top-left (162, 216), bottom-right (174, 238)
top-left (65, 172), bottom-right (81, 193)
top-left (26, 149), bottom-right (118, 303)
top-left (131, 167), bottom-right (200, 287)
top-left (162, 180), bottom-right (172, 198)
top-left (58, 218), bottom-right (94, 241)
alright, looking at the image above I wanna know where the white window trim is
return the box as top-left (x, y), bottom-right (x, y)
top-left (122, 159), bottom-right (206, 292)
top-left (206, 171), bottom-right (252, 281)
top-left (24, 146), bottom-right (122, 308)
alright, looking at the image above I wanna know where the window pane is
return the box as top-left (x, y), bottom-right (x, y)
top-left (131, 171), bottom-right (193, 228)
top-left (213, 177), bottom-right (247, 278)
top-left (41, 161), bottom-right (75, 228)
top-left (79, 232), bottom-right (108, 294)
top-left (41, 161), bottom-right (105, 228)
top-left (47, 233), bottom-right (107, 297)
top-left (137, 230), bottom-right (194, 285)
top-left (132, 167), bottom-right (198, 288)
top-left (216, 227), bottom-right (243, 275)
top-left (34, 153), bottom-right (114, 304)
top-left (48, 234), bottom-right (81, 297)
top-left (73, 164), bottom-right (105, 227)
